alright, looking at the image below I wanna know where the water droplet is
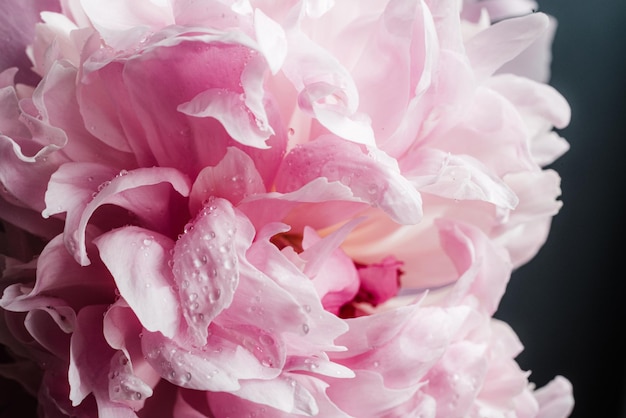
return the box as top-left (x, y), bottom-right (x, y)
top-left (367, 184), bottom-right (378, 195)
top-left (134, 392), bottom-right (142, 400)
top-left (288, 127), bottom-right (295, 136)
top-left (184, 372), bottom-right (192, 382)
top-left (259, 334), bottom-right (275, 346)
top-left (223, 259), bottom-right (234, 270)
top-left (183, 223), bottom-right (194, 233)
top-left (142, 237), bottom-right (153, 247)
top-left (181, 280), bottom-right (190, 289)
top-left (209, 289), bottom-right (221, 303)
top-left (303, 305), bottom-right (311, 313)
top-left (302, 324), bottom-right (310, 334)
top-left (188, 293), bottom-right (198, 301)
top-left (118, 169), bottom-right (129, 176)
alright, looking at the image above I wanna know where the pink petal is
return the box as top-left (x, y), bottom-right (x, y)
top-left (402, 147), bottom-right (519, 209)
top-left (282, 33), bottom-right (375, 145)
top-left (275, 136), bottom-right (422, 224)
top-left (141, 323), bottom-right (282, 391)
top-left (239, 177), bottom-right (364, 231)
top-left (0, 0), bottom-right (60, 85)
top-left (497, 13), bottom-right (557, 83)
top-left (465, 12), bottom-right (550, 82)
top-left (300, 224), bottom-right (360, 314)
top-left (79, 0), bottom-right (174, 47)
top-left (332, 304), bottom-right (471, 389)
top-left (95, 227), bottom-right (180, 339)
top-left (351, 0), bottom-right (436, 144)
top-left (171, 197), bottom-right (254, 345)
top-left (31, 61), bottom-right (136, 167)
top-left (496, 169), bottom-right (563, 266)
top-left (534, 376), bottom-right (574, 418)
top-left (188, 147), bottom-right (265, 214)
top-left (326, 370), bottom-right (426, 417)
top-left (43, 164), bottom-right (191, 265)
top-left (107, 351), bottom-right (153, 409)
top-left (355, 256), bottom-right (402, 307)
top-left (422, 340), bottom-right (488, 417)
top-left (68, 304), bottom-right (113, 406)
top-left (437, 219), bottom-right (512, 315)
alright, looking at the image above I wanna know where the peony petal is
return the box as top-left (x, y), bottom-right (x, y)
top-left (465, 12), bottom-right (550, 82)
top-left (422, 340), bottom-right (488, 417)
top-left (282, 32), bottom-right (375, 145)
top-left (68, 304), bottom-right (113, 406)
top-left (333, 303), bottom-right (471, 389)
top-left (437, 219), bottom-right (512, 315)
top-left (107, 351), bottom-right (153, 409)
top-left (402, 147), bottom-right (519, 209)
top-left (239, 177), bottom-right (363, 231)
top-left (299, 222), bottom-right (362, 313)
top-left (188, 147), bottom-right (265, 214)
top-left (95, 227), bottom-right (180, 339)
top-left (254, 9), bottom-right (287, 74)
top-left (178, 87), bottom-right (272, 150)
top-left (141, 322), bottom-right (284, 391)
top-left (43, 164), bottom-right (191, 265)
top-left (171, 197), bottom-right (253, 346)
top-left (534, 376), bottom-right (575, 418)
top-left (276, 136), bottom-right (422, 224)
top-left (0, 0), bottom-right (61, 85)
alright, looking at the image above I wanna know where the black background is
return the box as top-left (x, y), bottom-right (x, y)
top-left (494, 1), bottom-right (626, 417)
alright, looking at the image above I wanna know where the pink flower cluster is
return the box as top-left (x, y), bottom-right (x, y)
top-left (0, 0), bottom-right (574, 416)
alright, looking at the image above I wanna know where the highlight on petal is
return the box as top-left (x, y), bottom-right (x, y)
top-left (94, 227), bottom-right (180, 339)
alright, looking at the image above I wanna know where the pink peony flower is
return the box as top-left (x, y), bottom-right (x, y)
top-left (0, 0), bottom-right (574, 416)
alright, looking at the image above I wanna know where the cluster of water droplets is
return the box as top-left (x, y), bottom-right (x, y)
top-left (170, 197), bottom-right (239, 343)
top-left (108, 351), bottom-right (153, 408)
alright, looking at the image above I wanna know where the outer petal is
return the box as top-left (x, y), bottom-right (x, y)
top-left (465, 13), bottom-right (550, 82)
top-left (95, 227), bottom-right (180, 338)
top-left (437, 219), bottom-right (512, 315)
top-left (534, 376), bottom-right (575, 418)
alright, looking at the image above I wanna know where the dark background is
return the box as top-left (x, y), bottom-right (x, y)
top-left (494, 1), bottom-right (626, 417)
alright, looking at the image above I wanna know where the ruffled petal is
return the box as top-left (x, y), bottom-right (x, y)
top-left (43, 164), bottom-right (191, 265)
